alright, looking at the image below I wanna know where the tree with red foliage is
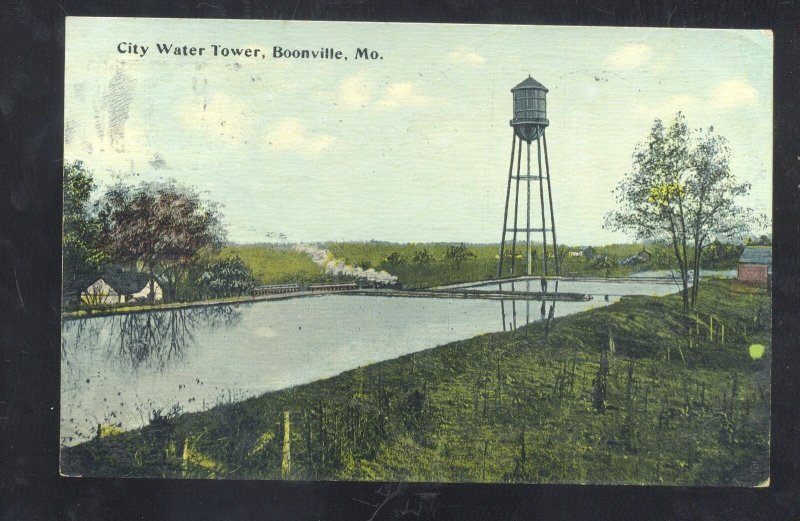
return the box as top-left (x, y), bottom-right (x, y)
top-left (98, 181), bottom-right (225, 301)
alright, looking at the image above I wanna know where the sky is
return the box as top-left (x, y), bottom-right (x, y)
top-left (64, 18), bottom-right (772, 246)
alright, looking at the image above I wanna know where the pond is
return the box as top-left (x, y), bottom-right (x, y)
top-left (60, 279), bottom-right (679, 446)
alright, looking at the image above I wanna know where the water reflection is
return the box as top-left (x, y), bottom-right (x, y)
top-left (64, 305), bottom-right (242, 372)
top-left (499, 278), bottom-right (558, 332)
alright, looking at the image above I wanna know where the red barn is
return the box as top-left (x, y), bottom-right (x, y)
top-left (737, 246), bottom-right (772, 287)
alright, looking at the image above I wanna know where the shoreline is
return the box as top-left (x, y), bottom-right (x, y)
top-left (61, 274), bottom-right (693, 320)
top-left (61, 291), bottom-right (327, 320)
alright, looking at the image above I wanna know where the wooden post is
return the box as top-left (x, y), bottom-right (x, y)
top-left (182, 438), bottom-right (190, 477)
top-left (482, 440), bottom-right (488, 481)
top-left (282, 410), bottom-right (291, 478)
top-left (721, 324), bottom-right (725, 344)
top-left (709, 315), bottom-right (714, 341)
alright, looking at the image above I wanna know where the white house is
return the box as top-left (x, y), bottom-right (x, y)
top-left (71, 272), bottom-right (163, 305)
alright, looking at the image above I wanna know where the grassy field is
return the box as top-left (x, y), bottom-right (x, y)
top-left (326, 241), bottom-right (716, 288)
top-left (61, 280), bottom-right (770, 484)
top-left (216, 244), bottom-right (328, 285)
top-left (196, 241), bottom-right (739, 295)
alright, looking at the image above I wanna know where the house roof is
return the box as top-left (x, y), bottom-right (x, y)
top-left (739, 246), bottom-right (772, 265)
top-left (511, 75), bottom-right (548, 92)
top-left (66, 271), bottom-right (156, 295)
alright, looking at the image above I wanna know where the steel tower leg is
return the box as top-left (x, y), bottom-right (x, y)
top-left (510, 138), bottom-right (523, 275)
top-left (526, 141), bottom-right (532, 275)
top-left (543, 130), bottom-right (559, 276)
top-left (537, 129), bottom-right (548, 278)
top-left (496, 132), bottom-right (517, 278)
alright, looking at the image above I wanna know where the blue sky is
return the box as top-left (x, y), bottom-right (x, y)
top-left (65, 18), bottom-right (772, 245)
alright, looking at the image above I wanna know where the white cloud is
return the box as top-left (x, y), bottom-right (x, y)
top-left (605, 43), bottom-right (652, 70)
top-left (264, 118), bottom-right (334, 154)
top-left (337, 73), bottom-right (373, 107)
top-left (710, 79), bottom-right (759, 109)
top-left (447, 49), bottom-right (485, 65)
top-left (377, 82), bottom-right (432, 108)
top-left (336, 77), bottom-right (434, 109)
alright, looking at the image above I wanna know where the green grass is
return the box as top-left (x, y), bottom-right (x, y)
top-left (217, 244), bottom-right (328, 285)
top-left (61, 280), bottom-right (770, 484)
top-left (325, 241), bottom-right (724, 288)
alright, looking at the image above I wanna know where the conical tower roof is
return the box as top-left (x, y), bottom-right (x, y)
top-left (511, 75), bottom-right (548, 92)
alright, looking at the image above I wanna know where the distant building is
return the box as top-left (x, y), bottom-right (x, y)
top-left (637, 247), bottom-right (652, 262)
top-left (737, 246), bottom-right (772, 287)
top-left (66, 271), bottom-right (163, 305)
top-left (568, 250), bottom-right (583, 257)
top-left (583, 246), bottom-right (599, 260)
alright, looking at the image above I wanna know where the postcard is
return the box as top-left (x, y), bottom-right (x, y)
top-left (60, 17), bottom-right (772, 484)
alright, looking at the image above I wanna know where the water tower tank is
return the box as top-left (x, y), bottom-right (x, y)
top-left (510, 75), bottom-right (549, 142)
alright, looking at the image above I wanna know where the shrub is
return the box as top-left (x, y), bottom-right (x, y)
top-left (412, 248), bottom-right (435, 265)
top-left (442, 243), bottom-right (475, 268)
top-left (197, 256), bottom-right (257, 298)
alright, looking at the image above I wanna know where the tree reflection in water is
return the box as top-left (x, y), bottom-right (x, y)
top-left (499, 278), bottom-right (558, 335)
top-left (65, 305), bottom-right (243, 372)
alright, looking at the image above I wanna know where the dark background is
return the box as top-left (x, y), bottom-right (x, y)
top-left (1, 1), bottom-right (798, 519)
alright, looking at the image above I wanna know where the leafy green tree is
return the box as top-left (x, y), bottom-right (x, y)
top-left (745, 234), bottom-right (772, 246)
top-left (701, 241), bottom-right (745, 269)
top-left (605, 113), bottom-right (761, 311)
top-left (63, 161), bottom-right (107, 277)
top-left (382, 251), bottom-right (405, 267)
top-left (411, 247), bottom-right (434, 265)
top-left (98, 180), bottom-right (225, 301)
top-left (442, 243), bottom-right (475, 268)
top-left (589, 255), bottom-right (617, 277)
top-left (197, 256), bottom-right (256, 298)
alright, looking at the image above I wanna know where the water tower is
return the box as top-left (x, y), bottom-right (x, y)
top-left (497, 75), bottom-right (559, 278)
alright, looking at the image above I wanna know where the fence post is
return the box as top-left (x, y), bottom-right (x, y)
top-left (608, 329), bottom-right (616, 357)
top-left (721, 324), bottom-right (725, 344)
top-left (709, 315), bottom-right (714, 342)
top-left (282, 410), bottom-right (291, 478)
top-left (677, 342), bottom-right (686, 366)
top-left (182, 438), bottom-right (190, 477)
